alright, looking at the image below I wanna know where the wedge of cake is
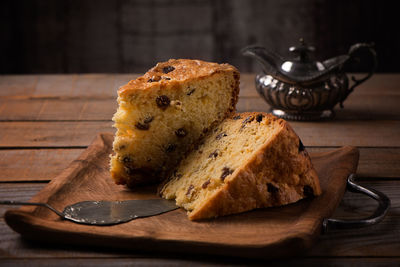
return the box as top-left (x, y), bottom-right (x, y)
top-left (111, 59), bottom-right (240, 187)
top-left (160, 112), bottom-right (321, 220)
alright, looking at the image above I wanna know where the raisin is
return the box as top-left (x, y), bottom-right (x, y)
top-left (267, 183), bottom-right (279, 194)
top-left (198, 150), bottom-right (203, 154)
top-left (162, 66), bottom-right (175, 74)
top-left (156, 95), bottom-right (171, 108)
top-left (202, 127), bottom-right (208, 134)
top-left (117, 144), bottom-right (126, 151)
top-left (220, 167), bottom-right (234, 181)
top-left (256, 114), bottom-right (264, 122)
top-left (208, 150), bottom-right (219, 158)
top-left (242, 116), bottom-right (255, 124)
top-left (148, 75), bottom-right (161, 83)
top-left (233, 115), bottom-right (242, 120)
top-left (298, 139), bottom-right (305, 152)
top-left (216, 132), bottom-right (227, 140)
top-left (175, 128), bottom-right (187, 137)
top-left (125, 167), bottom-right (152, 177)
top-left (240, 116), bottom-right (255, 130)
top-left (124, 165), bottom-right (134, 175)
top-left (187, 88), bottom-right (196, 96)
top-left (202, 179), bottom-right (211, 189)
top-left (173, 170), bottom-right (183, 180)
top-left (135, 122), bottom-right (150, 130)
top-left (165, 143), bottom-right (177, 153)
top-left (122, 155), bottom-right (132, 163)
top-left (143, 116), bottom-right (153, 123)
top-left (303, 185), bottom-right (314, 198)
top-left (186, 185), bottom-right (194, 196)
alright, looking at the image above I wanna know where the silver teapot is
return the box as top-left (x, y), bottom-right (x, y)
top-left (242, 39), bottom-right (377, 120)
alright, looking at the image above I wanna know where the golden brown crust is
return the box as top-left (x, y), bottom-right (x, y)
top-left (118, 59), bottom-right (239, 97)
top-left (187, 112), bottom-right (321, 220)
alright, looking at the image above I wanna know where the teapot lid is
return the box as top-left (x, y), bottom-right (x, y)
top-left (281, 38), bottom-right (326, 76)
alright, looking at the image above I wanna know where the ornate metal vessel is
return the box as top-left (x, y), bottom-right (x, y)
top-left (242, 39), bottom-right (377, 120)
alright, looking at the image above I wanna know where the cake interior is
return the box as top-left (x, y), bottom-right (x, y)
top-left (111, 71), bottom-right (237, 185)
top-left (160, 113), bottom-right (283, 212)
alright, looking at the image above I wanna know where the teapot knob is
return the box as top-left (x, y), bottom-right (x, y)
top-left (289, 38), bottom-right (315, 62)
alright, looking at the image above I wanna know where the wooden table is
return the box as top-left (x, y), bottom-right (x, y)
top-left (0, 73), bottom-right (399, 266)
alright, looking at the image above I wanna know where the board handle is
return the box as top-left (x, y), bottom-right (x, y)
top-left (322, 174), bottom-right (390, 233)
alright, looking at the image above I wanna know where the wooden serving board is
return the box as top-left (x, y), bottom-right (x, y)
top-left (4, 133), bottom-right (359, 259)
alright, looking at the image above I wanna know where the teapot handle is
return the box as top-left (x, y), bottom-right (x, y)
top-left (340, 43), bottom-right (377, 108)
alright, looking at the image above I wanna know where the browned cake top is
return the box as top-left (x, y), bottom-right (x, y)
top-left (118, 59), bottom-right (238, 96)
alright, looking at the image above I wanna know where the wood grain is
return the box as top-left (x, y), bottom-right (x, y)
top-left (0, 120), bottom-right (398, 148)
top-left (3, 133), bottom-right (359, 259)
top-left (0, 149), bottom-right (83, 181)
top-left (1, 94), bottom-right (400, 121)
top-left (0, 73), bottom-right (399, 263)
top-left (0, 75), bottom-right (38, 97)
top-left (1, 179), bottom-right (399, 259)
top-left (309, 148), bottom-right (400, 179)
top-left (0, 122), bottom-right (113, 147)
top-left (1, 74), bottom-right (399, 121)
top-left (3, 73), bottom-right (399, 99)
top-left (0, 99), bottom-right (116, 121)
top-left (0, 184), bottom-right (46, 218)
top-left (0, 74), bottom-right (135, 99)
top-left (0, 148), bottom-right (398, 182)
top-left (290, 120), bottom-right (400, 147)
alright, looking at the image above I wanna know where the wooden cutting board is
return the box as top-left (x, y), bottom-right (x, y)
top-left (5, 133), bottom-right (359, 259)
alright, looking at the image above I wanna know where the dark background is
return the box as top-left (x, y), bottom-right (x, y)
top-left (1, 0), bottom-right (399, 74)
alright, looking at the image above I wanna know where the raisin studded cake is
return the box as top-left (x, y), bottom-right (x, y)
top-left (111, 59), bottom-right (240, 187)
top-left (160, 112), bottom-right (322, 220)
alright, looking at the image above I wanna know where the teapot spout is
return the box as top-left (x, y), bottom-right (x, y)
top-left (241, 45), bottom-right (285, 77)
top-left (242, 45), bottom-right (321, 84)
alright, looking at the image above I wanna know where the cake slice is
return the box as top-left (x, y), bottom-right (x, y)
top-left (111, 59), bottom-right (240, 187)
top-left (160, 113), bottom-right (321, 220)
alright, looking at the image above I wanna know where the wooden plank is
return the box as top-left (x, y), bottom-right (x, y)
top-left (0, 184), bottom-right (46, 218)
top-left (0, 122), bottom-right (113, 147)
top-left (0, 149), bottom-right (83, 182)
top-left (0, 180), bottom-right (399, 258)
top-left (0, 74), bottom-right (138, 99)
top-left (308, 148), bottom-right (400, 178)
top-left (0, 75), bottom-right (38, 97)
top-left (290, 120), bottom-right (400, 147)
top-left (34, 74), bottom-right (119, 98)
top-left (307, 180), bottom-right (400, 257)
top-left (0, 99), bottom-right (116, 121)
top-left (2, 74), bottom-right (398, 99)
top-left (1, 92), bottom-right (400, 121)
top-left (0, 147), bottom-right (398, 182)
top-left (0, 219), bottom-right (124, 258)
top-left (0, 121), bottom-right (398, 148)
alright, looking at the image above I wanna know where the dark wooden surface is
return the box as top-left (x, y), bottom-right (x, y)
top-left (3, 134), bottom-right (359, 260)
top-left (0, 73), bottom-right (400, 266)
